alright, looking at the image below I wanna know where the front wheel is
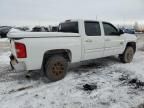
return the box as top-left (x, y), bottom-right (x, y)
top-left (45, 55), bottom-right (68, 81)
top-left (119, 46), bottom-right (134, 63)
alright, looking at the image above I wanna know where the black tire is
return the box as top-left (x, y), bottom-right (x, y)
top-left (45, 55), bottom-right (68, 81)
top-left (119, 46), bottom-right (134, 63)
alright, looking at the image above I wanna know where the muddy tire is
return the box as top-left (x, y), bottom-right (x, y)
top-left (119, 46), bottom-right (134, 63)
top-left (45, 55), bottom-right (68, 81)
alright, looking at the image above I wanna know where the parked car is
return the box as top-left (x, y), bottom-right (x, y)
top-left (15, 27), bottom-right (29, 31)
top-left (51, 26), bottom-right (59, 32)
top-left (32, 26), bottom-right (49, 32)
top-left (0, 26), bottom-right (12, 38)
top-left (8, 19), bottom-right (137, 81)
top-left (120, 28), bottom-right (135, 34)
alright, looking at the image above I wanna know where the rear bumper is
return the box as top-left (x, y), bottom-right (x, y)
top-left (10, 54), bottom-right (26, 71)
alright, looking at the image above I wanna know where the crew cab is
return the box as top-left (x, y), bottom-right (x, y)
top-left (8, 19), bottom-right (137, 81)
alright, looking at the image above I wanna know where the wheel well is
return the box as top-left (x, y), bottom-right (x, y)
top-left (42, 49), bottom-right (72, 71)
top-left (126, 42), bottom-right (136, 53)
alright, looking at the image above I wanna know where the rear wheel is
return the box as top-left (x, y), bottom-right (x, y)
top-left (119, 46), bottom-right (134, 63)
top-left (45, 55), bottom-right (68, 81)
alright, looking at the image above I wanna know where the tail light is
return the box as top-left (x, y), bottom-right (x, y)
top-left (15, 42), bottom-right (27, 58)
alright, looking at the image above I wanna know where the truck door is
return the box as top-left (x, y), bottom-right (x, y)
top-left (83, 21), bottom-right (105, 60)
top-left (102, 22), bottom-right (125, 56)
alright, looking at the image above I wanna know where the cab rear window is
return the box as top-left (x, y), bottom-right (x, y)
top-left (59, 22), bottom-right (79, 33)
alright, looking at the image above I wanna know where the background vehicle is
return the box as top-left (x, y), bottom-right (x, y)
top-left (15, 27), bottom-right (30, 31)
top-left (120, 28), bottom-right (135, 34)
top-left (32, 26), bottom-right (49, 32)
top-left (0, 26), bottom-right (12, 38)
top-left (51, 26), bottom-right (59, 32)
top-left (8, 19), bottom-right (137, 81)
top-left (0, 26), bottom-right (30, 38)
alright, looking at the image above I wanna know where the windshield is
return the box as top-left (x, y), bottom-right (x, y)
top-left (59, 21), bottom-right (79, 33)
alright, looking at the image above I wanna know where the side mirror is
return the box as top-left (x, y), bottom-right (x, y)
top-left (119, 29), bottom-right (124, 35)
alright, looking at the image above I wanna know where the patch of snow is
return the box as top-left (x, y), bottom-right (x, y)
top-left (0, 35), bottom-right (144, 108)
top-left (0, 51), bottom-right (144, 108)
top-left (0, 52), bottom-right (10, 65)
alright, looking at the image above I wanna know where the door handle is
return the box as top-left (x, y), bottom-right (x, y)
top-left (120, 41), bottom-right (124, 45)
top-left (105, 39), bottom-right (111, 41)
top-left (85, 39), bottom-right (92, 42)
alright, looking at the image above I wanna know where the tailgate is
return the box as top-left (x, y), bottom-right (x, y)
top-left (10, 39), bottom-right (17, 57)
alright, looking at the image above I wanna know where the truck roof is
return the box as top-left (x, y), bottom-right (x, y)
top-left (64, 19), bottom-right (102, 23)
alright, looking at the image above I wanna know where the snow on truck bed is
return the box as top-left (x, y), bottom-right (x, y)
top-left (0, 34), bottom-right (144, 108)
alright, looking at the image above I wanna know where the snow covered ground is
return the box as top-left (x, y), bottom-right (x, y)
top-left (0, 35), bottom-right (144, 108)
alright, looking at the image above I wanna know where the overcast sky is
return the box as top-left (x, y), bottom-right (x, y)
top-left (0, 0), bottom-right (144, 26)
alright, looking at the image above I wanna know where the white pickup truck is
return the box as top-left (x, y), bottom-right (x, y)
top-left (8, 19), bottom-right (137, 81)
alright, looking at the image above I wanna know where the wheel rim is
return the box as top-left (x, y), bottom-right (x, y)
top-left (51, 62), bottom-right (64, 79)
top-left (126, 48), bottom-right (134, 62)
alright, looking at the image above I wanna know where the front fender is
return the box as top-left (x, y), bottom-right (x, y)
top-left (121, 33), bottom-right (137, 43)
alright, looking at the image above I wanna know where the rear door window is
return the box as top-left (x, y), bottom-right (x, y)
top-left (85, 21), bottom-right (101, 36)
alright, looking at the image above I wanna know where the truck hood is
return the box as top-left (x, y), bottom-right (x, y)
top-left (7, 31), bottom-right (80, 38)
top-left (121, 33), bottom-right (137, 42)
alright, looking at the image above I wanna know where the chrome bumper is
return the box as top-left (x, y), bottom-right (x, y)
top-left (10, 54), bottom-right (26, 71)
